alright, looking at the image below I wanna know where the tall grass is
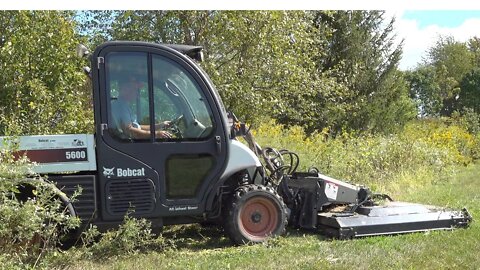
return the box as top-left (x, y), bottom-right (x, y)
top-left (252, 118), bottom-right (480, 194)
top-left (2, 117), bottom-right (479, 268)
top-left (63, 164), bottom-right (480, 269)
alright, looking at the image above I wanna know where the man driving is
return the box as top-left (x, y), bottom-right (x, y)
top-left (111, 77), bottom-right (172, 140)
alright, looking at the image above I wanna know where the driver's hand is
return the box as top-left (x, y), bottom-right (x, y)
top-left (155, 121), bottom-right (172, 130)
top-left (156, 130), bottom-right (172, 139)
top-left (162, 121), bottom-right (172, 128)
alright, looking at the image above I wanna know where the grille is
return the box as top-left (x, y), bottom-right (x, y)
top-left (52, 174), bottom-right (96, 222)
top-left (106, 178), bottom-right (156, 216)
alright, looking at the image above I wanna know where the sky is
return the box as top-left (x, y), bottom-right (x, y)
top-left (387, 10), bottom-right (480, 70)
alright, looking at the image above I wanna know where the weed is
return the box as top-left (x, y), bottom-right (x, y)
top-left (253, 119), bottom-right (480, 193)
top-left (83, 215), bottom-right (175, 261)
top-left (0, 142), bottom-right (80, 267)
top-left (1, 119), bottom-right (479, 268)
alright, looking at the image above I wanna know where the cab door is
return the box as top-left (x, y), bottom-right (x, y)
top-left (92, 42), bottom-right (228, 220)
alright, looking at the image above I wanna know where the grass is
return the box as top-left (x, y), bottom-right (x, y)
top-left (61, 163), bottom-right (480, 270)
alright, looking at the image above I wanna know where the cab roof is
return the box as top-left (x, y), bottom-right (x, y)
top-left (163, 44), bottom-right (204, 62)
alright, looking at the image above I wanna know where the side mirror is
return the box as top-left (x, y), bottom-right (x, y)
top-left (193, 50), bottom-right (204, 62)
top-left (185, 47), bottom-right (204, 62)
top-left (83, 66), bottom-right (91, 78)
top-left (76, 44), bottom-right (90, 58)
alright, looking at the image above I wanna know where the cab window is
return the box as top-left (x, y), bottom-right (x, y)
top-left (152, 55), bottom-right (214, 141)
top-left (104, 51), bottom-right (214, 142)
top-left (105, 52), bottom-right (149, 141)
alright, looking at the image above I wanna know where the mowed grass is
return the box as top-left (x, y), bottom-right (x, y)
top-left (66, 164), bottom-right (480, 270)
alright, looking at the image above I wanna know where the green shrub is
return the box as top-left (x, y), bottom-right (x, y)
top-left (252, 119), bottom-right (480, 192)
top-left (0, 138), bottom-right (34, 179)
top-left (0, 142), bottom-right (80, 267)
top-left (1, 117), bottom-right (478, 267)
top-left (82, 216), bottom-right (173, 260)
top-left (0, 179), bottom-right (81, 266)
top-left (453, 108), bottom-right (480, 135)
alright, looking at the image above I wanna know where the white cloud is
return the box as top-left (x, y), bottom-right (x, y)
top-left (390, 12), bottom-right (480, 70)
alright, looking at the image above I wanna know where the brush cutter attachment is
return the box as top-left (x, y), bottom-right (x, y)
top-left (256, 145), bottom-right (472, 239)
top-left (317, 201), bottom-right (471, 239)
top-left (279, 171), bottom-right (472, 238)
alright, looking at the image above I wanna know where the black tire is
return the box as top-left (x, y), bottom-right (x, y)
top-left (224, 184), bottom-right (288, 245)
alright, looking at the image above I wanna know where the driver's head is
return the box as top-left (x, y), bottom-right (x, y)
top-left (118, 76), bottom-right (143, 101)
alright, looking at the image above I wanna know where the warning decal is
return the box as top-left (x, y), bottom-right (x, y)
top-left (325, 182), bottom-right (339, 200)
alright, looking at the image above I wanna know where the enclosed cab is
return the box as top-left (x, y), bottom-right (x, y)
top-left (2, 42), bottom-right (265, 236)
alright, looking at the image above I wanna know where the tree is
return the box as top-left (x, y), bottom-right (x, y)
top-left (0, 11), bottom-right (91, 135)
top-left (425, 36), bottom-right (474, 116)
top-left (75, 10), bottom-right (118, 48)
top-left (459, 68), bottom-right (480, 113)
top-left (78, 11), bottom-right (212, 47)
top-left (312, 11), bottom-right (415, 133)
top-left (204, 11), bottom-right (325, 127)
top-left (406, 36), bottom-right (477, 117)
top-left (467, 36), bottom-right (480, 66)
top-left (405, 66), bottom-right (442, 116)
top-left (79, 11), bottom-right (327, 128)
top-left (77, 11), bottom-right (415, 134)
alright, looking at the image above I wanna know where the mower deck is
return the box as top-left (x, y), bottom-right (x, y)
top-left (317, 201), bottom-right (472, 239)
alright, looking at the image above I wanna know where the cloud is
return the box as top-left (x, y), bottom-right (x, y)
top-left (389, 11), bottom-right (480, 70)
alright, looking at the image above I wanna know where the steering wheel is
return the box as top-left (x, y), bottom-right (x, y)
top-left (168, 114), bottom-right (184, 138)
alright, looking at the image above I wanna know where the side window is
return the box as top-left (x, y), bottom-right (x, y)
top-left (152, 55), bottom-right (214, 141)
top-left (106, 52), bottom-right (149, 141)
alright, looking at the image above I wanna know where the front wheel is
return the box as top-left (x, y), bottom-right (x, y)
top-left (224, 185), bottom-right (288, 245)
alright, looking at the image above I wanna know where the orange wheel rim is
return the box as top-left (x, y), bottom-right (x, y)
top-left (239, 196), bottom-right (278, 240)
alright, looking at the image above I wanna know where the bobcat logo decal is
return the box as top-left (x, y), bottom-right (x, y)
top-left (103, 167), bottom-right (115, 178)
top-left (72, 139), bottom-right (85, 146)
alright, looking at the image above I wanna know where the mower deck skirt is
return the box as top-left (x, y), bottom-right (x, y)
top-left (317, 202), bottom-right (472, 239)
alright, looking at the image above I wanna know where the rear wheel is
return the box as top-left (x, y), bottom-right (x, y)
top-left (224, 185), bottom-right (287, 245)
top-left (9, 181), bottom-right (78, 251)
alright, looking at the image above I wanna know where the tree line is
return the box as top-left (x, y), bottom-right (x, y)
top-left (1, 10), bottom-right (479, 136)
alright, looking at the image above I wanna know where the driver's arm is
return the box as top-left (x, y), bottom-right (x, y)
top-left (125, 124), bottom-right (172, 139)
top-left (138, 121), bottom-right (171, 131)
